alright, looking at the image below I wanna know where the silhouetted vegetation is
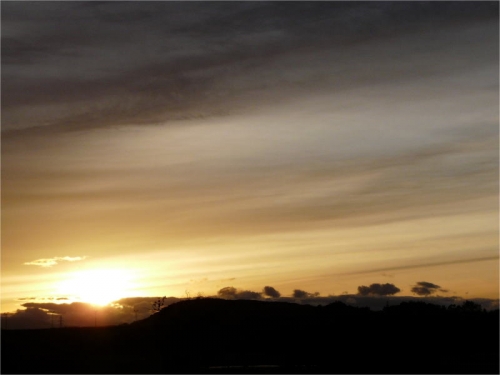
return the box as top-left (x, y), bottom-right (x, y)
top-left (151, 296), bottom-right (167, 313)
top-left (2, 299), bottom-right (498, 373)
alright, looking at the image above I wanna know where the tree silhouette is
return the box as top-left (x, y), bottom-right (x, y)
top-left (151, 296), bottom-right (166, 314)
top-left (461, 300), bottom-right (484, 313)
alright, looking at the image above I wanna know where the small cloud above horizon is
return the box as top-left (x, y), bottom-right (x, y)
top-left (263, 286), bottom-right (281, 298)
top-left (411, 281), bottom-right (447, 296)
top-left (357, 283), bottom-right (401, 296)
top-left (217, 286), bottom-right (262, 300)
top-left (24, 256), bottom-right (87, 267)
top-left (293, 289), bottom-right (320, 299)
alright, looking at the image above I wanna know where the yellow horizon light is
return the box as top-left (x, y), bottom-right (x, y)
top-left (55, 269), bottom-right (138, 306)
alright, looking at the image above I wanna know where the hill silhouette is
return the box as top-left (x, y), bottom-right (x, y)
top-left (2, 298), bottom-right (498, 373)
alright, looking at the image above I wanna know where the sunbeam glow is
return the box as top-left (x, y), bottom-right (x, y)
top-left (56, 269), bottom-right (137, 306)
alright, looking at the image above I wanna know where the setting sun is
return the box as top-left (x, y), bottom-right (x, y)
top-left (56, 269), bottom-right (137, 306)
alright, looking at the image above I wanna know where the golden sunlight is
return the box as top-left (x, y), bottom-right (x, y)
top-left (56, 269), bottom-right (137, 306)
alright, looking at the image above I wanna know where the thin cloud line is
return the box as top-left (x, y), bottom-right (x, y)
top-left (24, 256), bottom-right (87, 268)
top-left (336, 255), bottom-right (499, 276)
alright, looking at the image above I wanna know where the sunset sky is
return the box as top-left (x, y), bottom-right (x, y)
top-left (2, 2), bottom-right (499, 323)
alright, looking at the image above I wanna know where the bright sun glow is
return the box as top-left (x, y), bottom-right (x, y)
top-left (56, 269), bottom-right (137, 306)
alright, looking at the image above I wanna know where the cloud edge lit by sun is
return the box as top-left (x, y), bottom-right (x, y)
top-left (24, 256), bottom-right (88, 268)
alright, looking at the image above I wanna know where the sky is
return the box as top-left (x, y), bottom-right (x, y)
top-left (1, 2), bottom-right (499, 326)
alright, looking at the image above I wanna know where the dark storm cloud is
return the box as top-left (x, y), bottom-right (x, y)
top-left (411, 281), bottom-right (444, 296)
top-left (2, 1), bottom-right (497, 133)
top-left (357, 283), bottom-right (401, 296)
top-left (263, 286), bottom-right (281, 298)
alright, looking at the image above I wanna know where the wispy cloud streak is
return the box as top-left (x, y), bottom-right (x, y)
top-left (338, 256), bottom-right (499, 276)
top-left (24, 256), bottom-right (87, 268)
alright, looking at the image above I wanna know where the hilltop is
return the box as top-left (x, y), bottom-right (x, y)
top-left (2, 298), bottom-right (498, 373)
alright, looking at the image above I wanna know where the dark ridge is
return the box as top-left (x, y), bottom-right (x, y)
top-left (2, 298), bottom-right (498, 374)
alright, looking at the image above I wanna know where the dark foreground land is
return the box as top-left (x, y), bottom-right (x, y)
top-left (2, 298), bottom-right (499, 374)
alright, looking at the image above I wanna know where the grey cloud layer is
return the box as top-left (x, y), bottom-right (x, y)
top-left (2, 2), bottom-right (497, 133)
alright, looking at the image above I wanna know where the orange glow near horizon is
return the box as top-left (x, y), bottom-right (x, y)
top-left (55, 269), bottom-right (138, 306)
